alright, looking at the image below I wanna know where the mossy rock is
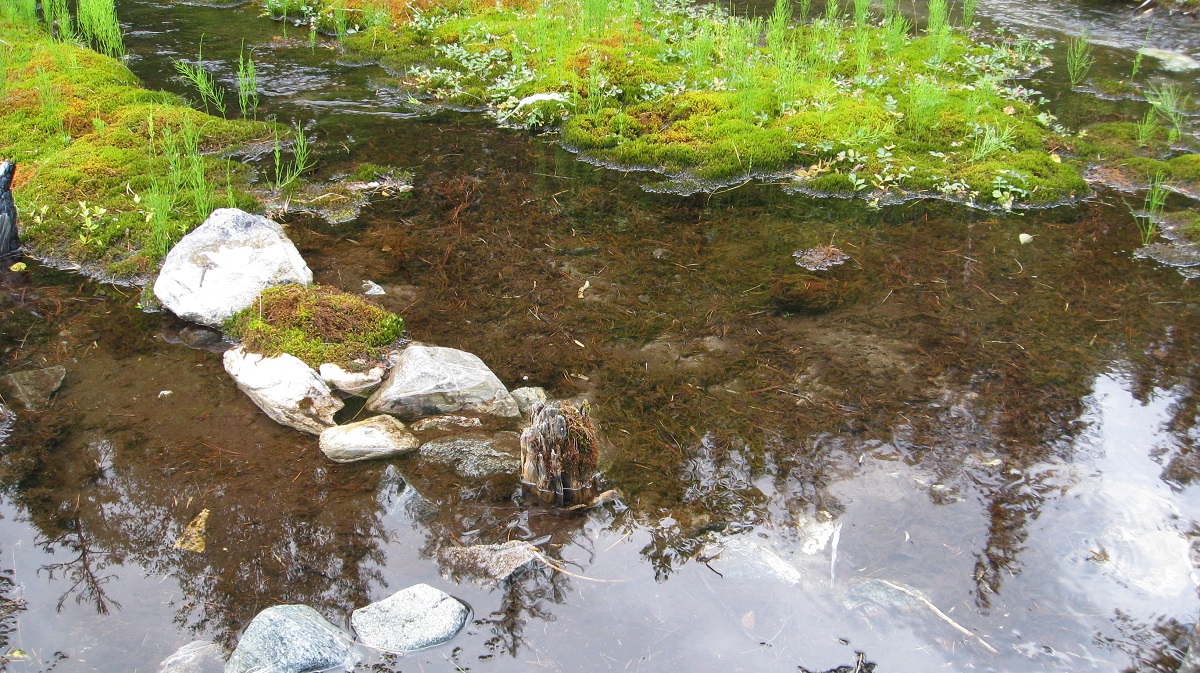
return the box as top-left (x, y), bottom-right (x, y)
top-left (224, 285), bottom-right (406, 369)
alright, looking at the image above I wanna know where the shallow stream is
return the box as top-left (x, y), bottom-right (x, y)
top-left (1, 0), bottom-right (1198, 671)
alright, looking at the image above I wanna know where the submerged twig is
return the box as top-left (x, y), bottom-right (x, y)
top-left (877, 579), bottom-right (998, 654)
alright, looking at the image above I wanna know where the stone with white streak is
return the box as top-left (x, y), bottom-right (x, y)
top-left (320, 415), bottom-right (420, 463)
top-left (154, 208), bottom-right (312, 327)
top-left (366, 345), bottom-right (519, 420)
top-left (319, 362), bottom-right (386, 397)
top-left (351, 584), bottom-right (467, 653)
top-left (223, 347), bottom-right (343, 435)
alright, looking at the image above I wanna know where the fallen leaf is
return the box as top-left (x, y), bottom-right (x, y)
top-left (174, 509), bottom-right (210, 553)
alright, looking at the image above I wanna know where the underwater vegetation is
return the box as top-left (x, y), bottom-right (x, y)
top-left (0, 12), bottom-right (274, 280)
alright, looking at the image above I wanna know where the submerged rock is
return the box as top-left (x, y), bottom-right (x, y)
top-left (0, 365), bottom-right (66, 410)
top-left (440, 540), bottom-right (539, 585)
top-left (351, 584), bottom-right (468, 653)
top-left (365, 345), bottom-right (519, 420)
top-left (377, 465), bottom-right (439, 523)
top-left (0, 402), bottom-right (14, 446)
top-left (510, 386), bottom-right (547, 416)
top-left (158, 640), bottom-right (225, 673)
top-left (319, 362), bottom-right (385, 397)
top-left (319, 415), bottom-right (419, 463)
top-left (1137, 47), bottom-right (1200, 72)
top-left (702, 536), bottom-right (803, 586)
top-left (225, 604), bottom-right (354, 673)
top-left (223, 347), bottom-right (343, 435)
top-left (153, 208), bottom-right (312, 328)
top-left (410, 415), bottom-right (482, 432)
top-left (419, 433), bottom-right (521, 478)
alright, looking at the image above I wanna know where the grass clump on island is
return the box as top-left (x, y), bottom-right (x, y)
top-left (224, 285), bottom-right (406, 369)
top-left (0, 7), bottom-right (273, 280)
top-left (300, 0), bottom-right (1089, 207)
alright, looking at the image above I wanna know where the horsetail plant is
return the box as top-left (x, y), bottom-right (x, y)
top-left (237, 41), bottom-right (259, 119)
top-left (174, 38), bottom-right (227, 116)
top-left (1065, 30), bottom-right (1094, 87)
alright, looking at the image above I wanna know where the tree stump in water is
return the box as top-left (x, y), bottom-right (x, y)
top-left (520, 400), bottom-right (600, 507)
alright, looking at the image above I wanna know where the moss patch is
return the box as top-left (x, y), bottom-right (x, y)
top-left (224, 285), bottom-right (406, 369)
top-left (325, 0), bottom-right (1098, 207)
top-left (0, 17), bottom-right (273, 280)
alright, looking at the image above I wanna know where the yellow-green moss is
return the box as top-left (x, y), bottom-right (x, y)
top-left (0, 18), bottom-right (273, 280)
top-left (224, 285), bottom-right (406, 369)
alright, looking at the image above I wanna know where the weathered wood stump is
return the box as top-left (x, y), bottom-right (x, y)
top-left (520, 400), bottom-right (601, 507)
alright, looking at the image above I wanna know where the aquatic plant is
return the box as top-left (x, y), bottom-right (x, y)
top-left (43, 0), bottom-right (72, 39)
top-left (1146, 82), bottom-right (1191, 144)
top-left (1127, 173), bottom-right (1169, 245)
top-left (1135, 108), bottom-right (1158, 147)
top-left (174, 39), bottom-right (227, 116)
top-left (273, 121), bottom-right (315, 190)
top-left (968, 124), bottom-right (1014, 162)
top-left (76, 0), bottom-right (124, 57)
top-left (237, 42), bottom-right (259, 119)
top-left (224, 285), bottom-right (406, 369)
top-left (1065, 30), bottom-right (1094, 87)
top-left (961, 0), bottom-right (977, 28)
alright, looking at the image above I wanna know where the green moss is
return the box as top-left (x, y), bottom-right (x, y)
top-left (324, 0), bottom-right (1095, 206)
top-left (224, 285), bottom-right (406, 369)
top-left (1, 18), bottom-right (273, 280)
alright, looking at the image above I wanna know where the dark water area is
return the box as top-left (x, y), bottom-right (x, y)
top-left (1, 0), bottom-right (1198, 671)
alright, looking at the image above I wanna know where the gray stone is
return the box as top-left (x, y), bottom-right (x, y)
top-left (154, 208), bottom-right (312, 328)
top-left (351, 584), bottom-right (467, 653)
top-left (440, 540), bottom-right (538, 585)
top-left (0, 365), bottom-right (66, 410)
top-left (158, 640), bottom-right (225, 673)
top-left (510, 386), bottom-right (547, 416)
top-left (319, 362), bottom-right (385, 397)
top-left (410, 415), bottom-right (482, 432)
top-left (419, 433), bottom-right (520, 478)
top-left (225, 604), bottom-right (353, 673)
top-left (365, 345), bottom-right (519, 420)
top-left (319, 415), bottom-right (419, 463)
top-left (223, 347), bottom-right (343, 435)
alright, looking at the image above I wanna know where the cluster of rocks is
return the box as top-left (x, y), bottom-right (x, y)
top-left (151, 209), bottom-right (598, 672)
top-left (152, 208), bottom-right (545, 469)
top-left (159, 584), bottom-right (469, 673)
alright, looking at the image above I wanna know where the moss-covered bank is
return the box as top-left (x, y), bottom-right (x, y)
top-left (302, 0), bottom-right (1094, 207)
top-left (0, 17), bottom-right (273, 280)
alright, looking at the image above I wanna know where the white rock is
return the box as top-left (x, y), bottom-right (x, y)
top-left (366, 345), bottom-right (519, 419)
top-left (514, 92), bottom-right (568, 111)
top-left (702, 536), bottom-right (803, 585)
top-left (351, 584), bottom-right (467, 653)
top-left (319, 415), bottom-right (419, 463)
top-left (510, 386), bottom-right (547, 416)
top-left (154, 209), bottom-right (312, 328)
top-left (319, 362), bottom-right (385, 397)
top-left (223, 347), bottom-right (343, 435)
top-left (362, 280), bottom-right (386, 295)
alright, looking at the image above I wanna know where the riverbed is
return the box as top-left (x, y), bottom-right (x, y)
top-left (1, 0), bottom-right (1197, 671)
